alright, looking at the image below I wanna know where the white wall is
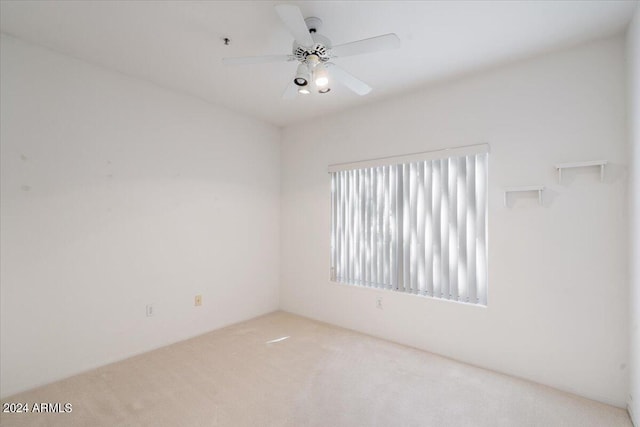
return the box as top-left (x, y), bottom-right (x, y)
top-left (281, 36), bottom-right (629, 406)
top-left (0, 35), bottom-right (281, 398)
top-left (627, 4), bottom-right (640, 424)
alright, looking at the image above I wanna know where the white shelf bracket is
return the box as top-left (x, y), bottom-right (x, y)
top-left (555, 160), bottom-right (607, 184)
top-left (504, 186), bottom-right (545, 207)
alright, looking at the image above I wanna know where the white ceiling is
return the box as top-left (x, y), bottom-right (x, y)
top-left (1, 1), bottom-right (637, 127)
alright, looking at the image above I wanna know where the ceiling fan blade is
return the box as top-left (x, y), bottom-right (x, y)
top-left (331, 33), bottom-right (400, 58)
top-left (222, 54), bottom-right (292, 65)
top-left (282, 81), bottom-right (299, 100)
top-left (326, 63), bottom-right (371, 96)
top-left (275, 4), bottom-right (314, 48)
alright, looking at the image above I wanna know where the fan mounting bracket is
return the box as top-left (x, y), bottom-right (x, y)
top-left (304, 17), bottom-right (323, 33)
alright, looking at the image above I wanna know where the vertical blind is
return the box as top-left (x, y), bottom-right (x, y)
top-left (330, 145), bottom-right (488, 305)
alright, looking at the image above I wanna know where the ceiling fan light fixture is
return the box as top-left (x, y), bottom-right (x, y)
top-left (314, 63), bottom-right (329, 87)
top-left (315, 75), bottom-right (329, 87)
top-left (294, 63), bottom-right (310, 86)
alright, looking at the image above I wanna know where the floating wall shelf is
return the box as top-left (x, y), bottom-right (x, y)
top-left (555, 160), bottom-right (607, 183)
top-left (504, 186), bottom-right (545, 207)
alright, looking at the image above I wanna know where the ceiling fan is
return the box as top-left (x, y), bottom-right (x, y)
top-left (222, 4), bottom-right (401, 99)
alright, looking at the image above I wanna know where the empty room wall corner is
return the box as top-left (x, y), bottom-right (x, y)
top-left (627, 3), bottom-right (640, 425)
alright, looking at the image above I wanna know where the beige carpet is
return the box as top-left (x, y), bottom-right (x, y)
top-left (0, 311), bottom-right (632, 427)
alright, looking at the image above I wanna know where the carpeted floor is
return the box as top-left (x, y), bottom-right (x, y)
top-left (0, 311), bottom-right (632, 426)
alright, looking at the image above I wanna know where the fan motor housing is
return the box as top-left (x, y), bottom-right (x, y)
top-left (292, 33), bottom-right (332, 62)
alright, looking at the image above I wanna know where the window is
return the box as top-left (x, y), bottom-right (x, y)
top-left (329, 144), bottom-right (488, 305)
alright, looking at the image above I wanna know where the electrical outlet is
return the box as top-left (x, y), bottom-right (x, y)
top-left (376, 297), bottom-right (383, 309)
top-left (195, 295), bottom-right (202, 306)
top-left (146, 304), bottom-right (154, 317)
